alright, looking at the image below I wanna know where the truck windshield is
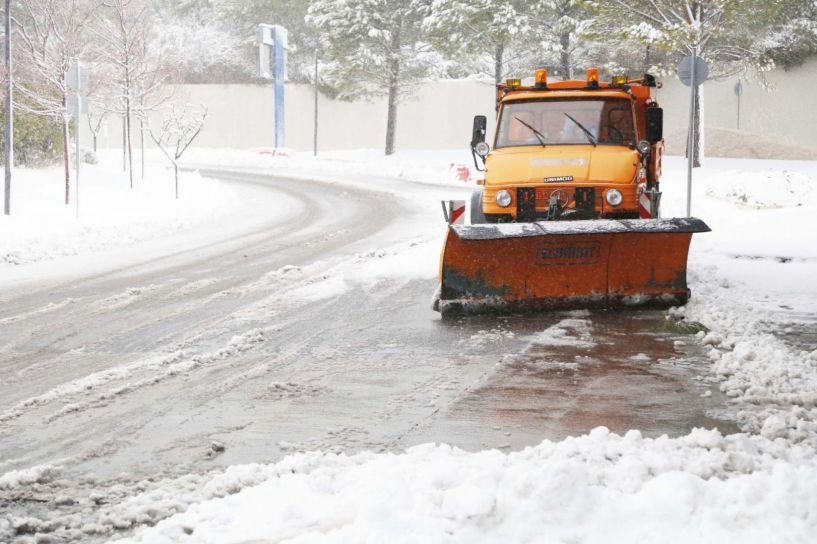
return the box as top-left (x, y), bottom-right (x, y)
top-left (495, 98), bottom-right (635, 149)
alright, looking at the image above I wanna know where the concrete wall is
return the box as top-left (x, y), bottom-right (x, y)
top-left (91, 59), bottom-right (817, 158)
top-left (656, 58), bottom-right (817, 158)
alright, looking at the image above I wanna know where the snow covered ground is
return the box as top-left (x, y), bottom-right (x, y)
top-left (0, 154), bottom-right (300, 290)
top-left (0, 159), bottom-right (233, 267)
top-left (2, 148), bottom-right (816, 542)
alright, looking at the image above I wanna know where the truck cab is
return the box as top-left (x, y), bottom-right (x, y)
top-left (471, 69), bottom-right (664, 223)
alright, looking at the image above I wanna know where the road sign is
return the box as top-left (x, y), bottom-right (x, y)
top-left (258, 24), bottom-right (287, 81)
top-left (677, 55), bottom-right (709, 87)
top-left (258, 24), bottom-right (288, 148)
top-left (66, 60), bottom-right (89, 94)
top-left (258, 25), bottom-right (273, 79)
top-left (67, 95), bottom-right (88, 116)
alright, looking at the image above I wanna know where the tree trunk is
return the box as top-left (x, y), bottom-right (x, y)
top-left (140, 117), bottom-right (144, 180)
top-left (494, 43), bottom-right (504, 85)
top-left (559, 32), bottom-right (571, 79)
top-left (385, 73), bottom-right (399, 156)
top-left (4, 0), bottom-right (12, 216)
top-left (174, 162), bottom-right (179, 199)
top-left (125, 98), bottom-right (133, 188)
top-left (122, 114), bottom-right (126, 171)
top-left (384, 19), bottom-right (402, 156)
top-left (62, 111), bottom-right (70, 205)
top-left (643, 45), bottom-right (652, 73)
top-left (684, 85), bottom-right (704, 168)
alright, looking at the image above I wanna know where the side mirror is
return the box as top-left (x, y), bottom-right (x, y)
top-left (471, 115), bottom-right (487, 148)
top-left (470, 115), bottom-right (488, 171)
top-left (646, 107), bottom-right (663, 143)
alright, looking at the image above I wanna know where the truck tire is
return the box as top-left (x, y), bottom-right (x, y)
top-left (470, 189), bottom-right (487, 224)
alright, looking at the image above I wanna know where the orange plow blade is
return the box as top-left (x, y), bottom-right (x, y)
top-left (436, 218), bottom-right (710, 316)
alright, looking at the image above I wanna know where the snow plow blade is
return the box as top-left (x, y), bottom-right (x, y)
top-left (436, 218), bottom-right (710, 316)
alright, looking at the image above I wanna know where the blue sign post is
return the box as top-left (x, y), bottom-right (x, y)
top-left (258, 24), bottom-right (288, 149)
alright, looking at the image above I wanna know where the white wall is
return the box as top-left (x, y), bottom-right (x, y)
top-left (656, 58), bottom-right (817, 158)
top-left (91, 59), bottom-right (817, 158)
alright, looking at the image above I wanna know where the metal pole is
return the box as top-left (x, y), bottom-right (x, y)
top-left (122, 114), bottom-right (126, 171)
top-left (4, 0), bottom-right (12, 216)
top-left (736, 82), bottom-right (741, 131)
top-left (313, 49), bottom-right (318, 156)
top-left (75, 59), bottom-right (81, 218)
top-left (140, 117), bottom-right (144, 179)
top-left (686, 46), bottom-right (697, 218)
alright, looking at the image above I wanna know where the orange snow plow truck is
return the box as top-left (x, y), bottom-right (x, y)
top-left (434, 68), bottom-right (710, 316)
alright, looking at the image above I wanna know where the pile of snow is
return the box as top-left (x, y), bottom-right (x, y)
top-left (0, 160), bottom-right (241, 268)
top-left (705, 169), bottom-right (816, 208)
top-left (660, 156), bottom-right (817, 267)
top-left (102, 428), bottom-right (817, 543)
top-left (671, 272), bottom-right (817, 446)
top-left (0, 464), bottom-right (59, 490)
top-left (6, 429), bottom-right (813, 543)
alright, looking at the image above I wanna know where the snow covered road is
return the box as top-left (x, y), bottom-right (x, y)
top-left (1, 161), bottom-right (814, 542)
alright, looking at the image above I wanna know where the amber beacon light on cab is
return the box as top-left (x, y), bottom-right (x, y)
top-left (434, 68), bottom-right (711, 316)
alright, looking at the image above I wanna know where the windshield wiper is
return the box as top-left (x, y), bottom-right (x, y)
top-left (563, 113), bottom-right (597, 146)
top-left (513, 116), bottom-right (547, 147)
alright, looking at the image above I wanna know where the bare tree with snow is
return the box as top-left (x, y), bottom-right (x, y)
top-left (146, 102), bottom-right (206, 199)
top-left (92, 0), bottom-right (168, 188)
top-left (13, 0), bottom-right (101, 204)
top-left (86, 105), bottom-right (106, 153)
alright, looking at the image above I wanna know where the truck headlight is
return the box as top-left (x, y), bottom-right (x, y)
top-left (496, 190), bottom-right (512, 208)
top-left (637, 140), bottom-right (651, 156)
top-left (605, 189), bottom-right (623, 206)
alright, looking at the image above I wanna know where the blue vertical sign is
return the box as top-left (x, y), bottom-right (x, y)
top-left (258, 24), bottom-right (287, 149)
top-left (272, 25), bottom-right (287, 149)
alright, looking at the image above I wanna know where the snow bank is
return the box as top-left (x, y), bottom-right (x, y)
top-left (0, 160), bottom-right (241, 268)
top-left (183, 147), bottom-right (478, 187)
top-left (705, 169), bottom-right (816, 209)
top-left (111, 428), bottom-right (817, 543)
top-left (671, 271), bottom-right (817, 445)
top-left (661, 157), bottom-right (817, 263)
top-left (651, 157), bottom-right (817, 447)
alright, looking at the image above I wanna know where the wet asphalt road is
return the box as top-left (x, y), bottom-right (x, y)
top-left (0, 169), bottom-right (739, 538)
